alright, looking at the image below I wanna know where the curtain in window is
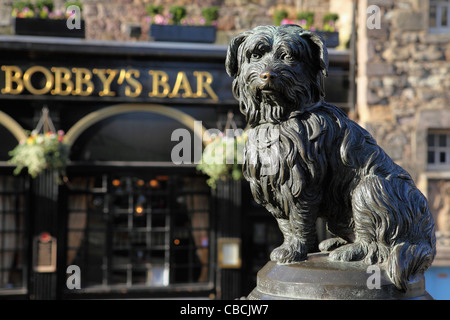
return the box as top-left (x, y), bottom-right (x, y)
top-left (185, 177), bottom-right (210, 282)
top-left (67, 177), bottom-right (92, 265)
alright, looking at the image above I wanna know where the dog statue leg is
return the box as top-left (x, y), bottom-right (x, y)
top-left (270, 218), bottom-right (308, 264)
top-left (319, 237), bottom-right (348, 252)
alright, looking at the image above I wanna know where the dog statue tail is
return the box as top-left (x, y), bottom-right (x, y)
top-left (387, 207), bottom-right (436, 292)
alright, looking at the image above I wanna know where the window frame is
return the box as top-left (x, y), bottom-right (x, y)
top-left (427, 130), bottom-right (450, 170)
top-left (0, 173), bottom-right (29, 296)
top-left (429, 0), bottom-right (450, 33)
top-left (63, 169), bottom-right (215, 298)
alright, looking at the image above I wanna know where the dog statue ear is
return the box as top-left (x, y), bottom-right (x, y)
top-left (302, 31), bottom-right (329, 78)
top-left (226, 30), bottom-right (253, 77)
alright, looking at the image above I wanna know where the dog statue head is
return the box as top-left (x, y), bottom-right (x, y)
top-left (226, 25), bottom-right (329, 126)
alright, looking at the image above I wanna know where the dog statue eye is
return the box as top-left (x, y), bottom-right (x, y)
top-left (251, 52), bottom-right (262, 60)
top-left (282, 54), bottom-right (294, 62)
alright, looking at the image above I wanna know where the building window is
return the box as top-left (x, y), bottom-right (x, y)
top-left (0, 175), bottom-right (28, 292)
top-left (66, 173), bottom-right (211, 292)
top-left (427, 131), bottom-right (450, 170)
top-left (430, 0), bottom-right (450, 33)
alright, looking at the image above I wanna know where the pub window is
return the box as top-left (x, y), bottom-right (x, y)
top-left (66, 173), bottom-right (211, 291)
top-left (429, 0), bottom-right (450, 33)
top-left (0, 175), bottom-right (28, 292)
top-left (427, 131), bottom-right (450, 170)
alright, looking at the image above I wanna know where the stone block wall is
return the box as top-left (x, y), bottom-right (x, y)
top-left (357, 0), bottom-right (450, 179)
top-left (0, 0), bottom-right (346, 43)
top-left (80, 0), bottom-right (336, 42)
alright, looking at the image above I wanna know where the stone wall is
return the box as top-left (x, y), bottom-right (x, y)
top-left (357, 0), bottom-right (450, 179)
top-left (81, 0), bottom-right (337, 42)
top-left (0, 0), bottom-right (346, 43)
top-left (357, 0), bottom-right (450, 245)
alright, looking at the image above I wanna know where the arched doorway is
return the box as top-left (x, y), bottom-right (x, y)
top-left (63, 104), bottom-right (213, 298)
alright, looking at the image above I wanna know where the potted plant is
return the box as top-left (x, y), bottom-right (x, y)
top-left (316, 13), bottom-right (339, 48)
top-left (297, 11), bottom-right (315, 30)
top-left (12, 0), bottom-right (85, 38)
top-left (149, 5), bottom-right (218, 43)
top-left (196, 130), bottom-right (246, 189)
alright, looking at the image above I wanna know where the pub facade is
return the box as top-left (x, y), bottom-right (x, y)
top-left (0, 35), bottom-right (350, 299)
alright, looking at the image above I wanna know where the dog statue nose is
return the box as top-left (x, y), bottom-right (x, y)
top-left (260, 71), bottom-right (277, 81)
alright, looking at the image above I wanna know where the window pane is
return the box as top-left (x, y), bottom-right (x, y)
top-left (428, 151), bottom-right (435, 164)
top-left (430, 4), bottom-right (437, 27)
top-left (442, 5), bottom-right (448, 26)
top-left (428, 134), bottom-right (435, 147)
top-left (439, 134), bottom-right (447, 147)
top-left (440, 152), bottom-right (447, 163)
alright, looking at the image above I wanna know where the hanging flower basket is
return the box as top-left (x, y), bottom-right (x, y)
top-left (196, 131), bottom-right (246, 189)
top-left (9, 130), bottom-right (69, 178)
top-left (8, 108), bottom-right (69, 181)
top-left (196, 112), bottom-right (246, 189)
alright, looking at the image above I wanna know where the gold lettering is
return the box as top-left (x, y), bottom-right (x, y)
top-left (23, 66), bottom-right (54, 95)
top-left (194, 71), bottom-right (218, 101)
top-left (169, 71), bottom-right (193, 98)
top-left (72, 67), bottom-right (94, 96)
top-left (1, 65), bottom-right (24, 95)
top-left (51, 67), bottom-right (73, 96)
top-left (93, 68), bottom-right (118, 96)
top-left (125, 70), bottom-right (142, 98)
top-left (149, 70), bottom-right (170, 98)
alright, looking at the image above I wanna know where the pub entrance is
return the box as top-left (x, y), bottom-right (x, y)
top-left (62, 168), bottom-right (214, 299)
top-left (62, 107), bottom-right (215, 299)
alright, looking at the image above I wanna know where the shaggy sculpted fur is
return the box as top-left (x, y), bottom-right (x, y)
top-left (226, 25), bottom-right (436, 291)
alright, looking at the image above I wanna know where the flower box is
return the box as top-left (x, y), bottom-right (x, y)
top-left (316, 31), bottom-right (339, 48)
top-left (13, 17), bottom-right (85, 38)
top-left (150, 24), bottom-right (216, 43)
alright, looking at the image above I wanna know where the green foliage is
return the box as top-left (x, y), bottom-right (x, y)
top-left (146, 4), bottom-right (164, 17)
top-left (202, 6), bottom-right (219, 25)
top-left (65, 1), bottom-right (83, 12)
top-left (297, 11), bottom-right (314, 28)
top-left (9, 131), bottom-right (69, 180)
top-left (323, 13), bottom-right (339, 24)
top-left (196, 132), bottom-right (246, 189)
top-left (12, 1), bottom-right (34, 11)
top-left (273, 9), bottom-right (288, 26)
top-left (323, 13), bottom-right (339, 32)
top-left (169, 5), bottom-right (187, 24)
top-left (35, 0), bottom-right (54, 12)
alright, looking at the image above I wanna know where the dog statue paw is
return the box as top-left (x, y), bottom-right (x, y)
top-left (226, 25), bottom-right (436, 292)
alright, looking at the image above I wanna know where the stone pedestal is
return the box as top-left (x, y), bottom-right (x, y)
top-left (247, 253), bottom-right (433, 300)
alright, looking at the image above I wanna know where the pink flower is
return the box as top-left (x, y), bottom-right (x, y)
top-left (281, 18), bottom-right (294, 25)
top-left (154, 14), bottom-right (166, 25)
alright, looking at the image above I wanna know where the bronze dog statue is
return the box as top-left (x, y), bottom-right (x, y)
top-left (226, 25), bottom-right (436, 291)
